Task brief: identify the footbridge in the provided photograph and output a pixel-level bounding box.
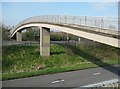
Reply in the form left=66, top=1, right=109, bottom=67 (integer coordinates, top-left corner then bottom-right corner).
left=10, top=15, right=120, bottom=56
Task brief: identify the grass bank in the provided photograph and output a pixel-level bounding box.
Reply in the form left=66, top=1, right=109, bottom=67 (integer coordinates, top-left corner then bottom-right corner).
left=2, top=43, right=119, bottom=80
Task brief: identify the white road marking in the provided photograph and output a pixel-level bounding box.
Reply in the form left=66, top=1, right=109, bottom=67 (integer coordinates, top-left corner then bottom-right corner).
left=93, top=72, right=101, bottom=76
left=52, top=79, right=65, bottom=84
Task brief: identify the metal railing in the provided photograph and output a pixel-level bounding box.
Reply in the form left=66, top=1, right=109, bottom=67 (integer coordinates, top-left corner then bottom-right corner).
left=73, top=79, right=119, bottom=89
left=82, top=79, right=119, bottom=89
left=11, top=15, right=119, bottom=36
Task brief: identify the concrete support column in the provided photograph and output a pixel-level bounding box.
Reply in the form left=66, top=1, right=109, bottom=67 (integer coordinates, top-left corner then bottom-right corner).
left=16, top=31, right=22, bottom=41
left=78, top=37, right=81, bottom=43
left=40, top=27, right=50, bottom=56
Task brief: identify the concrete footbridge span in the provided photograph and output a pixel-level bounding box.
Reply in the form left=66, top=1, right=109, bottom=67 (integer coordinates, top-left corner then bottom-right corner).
left=10, top=15, right=120, bottom=56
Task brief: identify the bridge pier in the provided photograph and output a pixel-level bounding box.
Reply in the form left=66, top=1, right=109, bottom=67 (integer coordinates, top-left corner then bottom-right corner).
left=40, top=27, right=50, bottom=56
left=16, top=31, right=22, bottom=41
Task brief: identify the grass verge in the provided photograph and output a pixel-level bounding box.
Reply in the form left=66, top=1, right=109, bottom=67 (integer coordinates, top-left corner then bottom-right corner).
left=2, top=43, right=119, bottom=80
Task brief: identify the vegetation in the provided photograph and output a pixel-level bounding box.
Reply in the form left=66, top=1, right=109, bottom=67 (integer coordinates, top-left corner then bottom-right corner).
left=22, top=27, right=40, bottom=41
left=50, top=31, right=78, bottom=41
left=2, top=43, right=119, bottom=80
left=2, top=24, right=12, bottom=41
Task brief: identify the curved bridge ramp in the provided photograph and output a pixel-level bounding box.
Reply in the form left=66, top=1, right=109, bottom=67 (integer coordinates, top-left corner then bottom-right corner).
left=10, top=15, right=120, bottom=56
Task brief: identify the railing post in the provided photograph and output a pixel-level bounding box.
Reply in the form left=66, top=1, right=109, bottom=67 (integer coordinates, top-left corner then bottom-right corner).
left=85, top=16, right=87, bottom=27
left=79, top=17, right=81, bottom=26
left=101, top=17, right=104, bottom=29
left=57, top=15, right=59, bottom=23
left=74, top=16, right=75, bottom=25
left=51, top=15, right=53, bottom=22
left=65, top=16, right=67, bottom=24
left=95, top=20, right=97, bottom=28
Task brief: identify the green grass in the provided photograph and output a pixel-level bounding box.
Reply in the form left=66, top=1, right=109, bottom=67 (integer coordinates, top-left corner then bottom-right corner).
left=2, top=43, right=119, bottom=80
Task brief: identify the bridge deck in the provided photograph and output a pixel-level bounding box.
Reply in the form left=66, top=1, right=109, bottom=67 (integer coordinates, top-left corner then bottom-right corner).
left=10, top=15, right=119, bottom=48
left=11, top=15, right=119, bottom=37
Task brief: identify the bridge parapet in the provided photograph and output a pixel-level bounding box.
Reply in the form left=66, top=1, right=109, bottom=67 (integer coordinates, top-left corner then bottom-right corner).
left=11, top=15, right=119, bottom=36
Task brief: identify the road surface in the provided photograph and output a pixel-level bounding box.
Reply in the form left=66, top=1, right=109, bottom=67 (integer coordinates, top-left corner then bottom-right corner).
left=2, top=65, right=119, bottom=87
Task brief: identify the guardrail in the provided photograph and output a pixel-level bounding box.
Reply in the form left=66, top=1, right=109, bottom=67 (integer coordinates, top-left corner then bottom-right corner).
left=74, top=79, right=119, bottom=89
left=2, top=40, right=100, bottom=46
left=11, top=15, right=119, bottom=36
left=2, top=41, right=39, bottom=46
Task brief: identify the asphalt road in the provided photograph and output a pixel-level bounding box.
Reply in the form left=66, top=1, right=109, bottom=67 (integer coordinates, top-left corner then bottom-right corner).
left=2, top=65, right=119, bottom=87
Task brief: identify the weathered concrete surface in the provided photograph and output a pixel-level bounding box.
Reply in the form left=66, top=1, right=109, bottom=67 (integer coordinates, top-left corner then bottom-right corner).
left=40, top=27, right=50, bottom=56
left=16, top=31, right=22, bottom=41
